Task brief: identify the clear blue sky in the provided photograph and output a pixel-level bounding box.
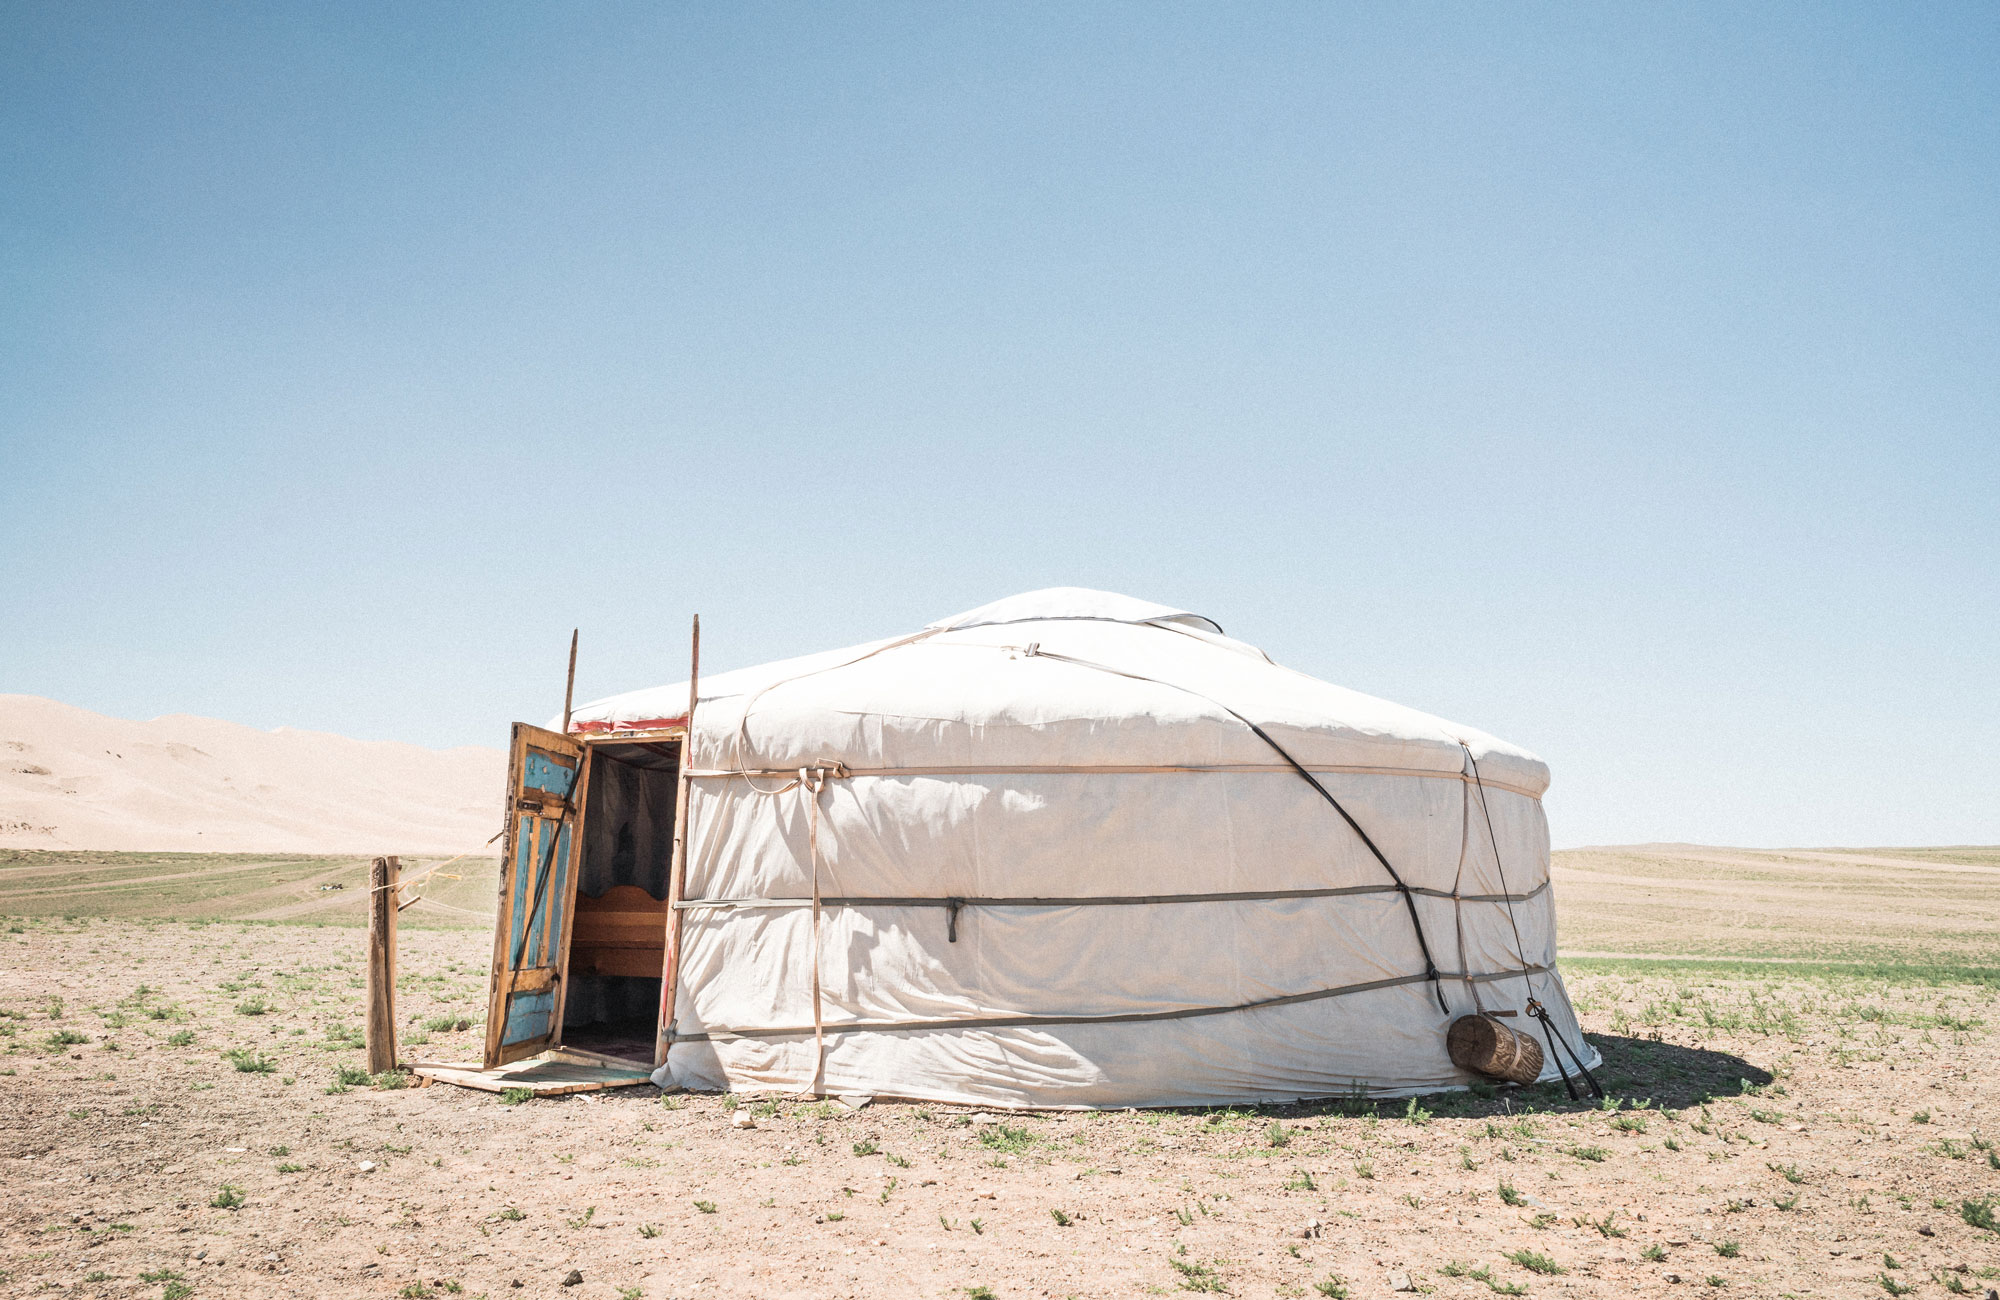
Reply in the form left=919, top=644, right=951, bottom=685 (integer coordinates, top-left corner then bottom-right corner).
left=3, top=3, right=1995, bottom=848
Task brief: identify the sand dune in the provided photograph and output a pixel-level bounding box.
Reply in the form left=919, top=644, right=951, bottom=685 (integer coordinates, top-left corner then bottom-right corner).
left=0, top=694, right=505, bottom=854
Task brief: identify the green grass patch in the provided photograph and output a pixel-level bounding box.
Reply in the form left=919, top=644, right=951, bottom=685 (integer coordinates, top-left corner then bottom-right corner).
left=1505, top=1250, right=1566, bottom=1276
left=977, top=1123, right=1037, bottom=1154
left=1561, top=956, right=2000, bottom=989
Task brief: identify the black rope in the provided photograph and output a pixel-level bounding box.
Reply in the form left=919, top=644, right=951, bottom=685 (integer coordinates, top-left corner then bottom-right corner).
left=1528, top=997, right=1603, bottom=1101
left=1461, top=744, right=1534, bottom=985
left=1462, top=742, right=1602, bottom=1101
left=672, top=965, right=1554, bottom=1043
left=675, top=880, right=1552, bottom=911
left=1024, top=645, right=1452, bottom=1015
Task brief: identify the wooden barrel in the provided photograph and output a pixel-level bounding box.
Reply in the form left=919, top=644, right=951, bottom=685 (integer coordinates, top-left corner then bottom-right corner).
left=1446, top=1014, right=1543, bottom=1085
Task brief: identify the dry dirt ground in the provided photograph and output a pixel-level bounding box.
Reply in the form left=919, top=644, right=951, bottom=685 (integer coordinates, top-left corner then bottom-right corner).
left=2, top=920, right=1998, bottom=1300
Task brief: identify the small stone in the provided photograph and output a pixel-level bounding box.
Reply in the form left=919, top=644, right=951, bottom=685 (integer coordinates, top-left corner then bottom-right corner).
left=1918, top=1225, right=1935, bottom=1237
left=358, top=1161, right=378, bottom=1173
left=1390, top=1272, right=1416, bottom=1292
left=561, top=1269, right=583, bottom=1287
left=730, top=1109, right=756, bottom=1130
left=1665, top=1274, right=1682, bottom=1284
left=837, top=1093, right=873, bottom=1111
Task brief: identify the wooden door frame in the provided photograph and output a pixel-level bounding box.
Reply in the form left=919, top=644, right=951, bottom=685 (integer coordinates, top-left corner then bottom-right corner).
left=561, top=723, right=691, bottom=1068
left=659, top=617, right=700, bottom=1067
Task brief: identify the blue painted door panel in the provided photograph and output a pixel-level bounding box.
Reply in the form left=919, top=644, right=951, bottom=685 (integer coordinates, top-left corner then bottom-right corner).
left=485, top=723, right=585, bottom=1068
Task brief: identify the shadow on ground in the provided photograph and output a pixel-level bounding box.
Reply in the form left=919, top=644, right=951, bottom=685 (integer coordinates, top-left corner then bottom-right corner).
left=1131, top=1032, right=1776, bottom=1123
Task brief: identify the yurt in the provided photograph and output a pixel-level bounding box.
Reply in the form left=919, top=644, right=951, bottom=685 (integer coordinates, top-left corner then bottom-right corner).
left=479, top=588, right=1598, bottom=1108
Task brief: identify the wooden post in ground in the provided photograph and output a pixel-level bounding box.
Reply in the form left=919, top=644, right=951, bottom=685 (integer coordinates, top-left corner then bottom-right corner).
left=366, top=855, right=400, bottom=1075
left=656, top=614, right=700, bottom=1068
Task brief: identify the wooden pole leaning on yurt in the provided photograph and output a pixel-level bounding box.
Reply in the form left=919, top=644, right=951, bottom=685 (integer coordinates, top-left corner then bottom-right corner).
left=656, top=614, right=700, bottom=1068
left=365, top=855, right=400, bottom=1075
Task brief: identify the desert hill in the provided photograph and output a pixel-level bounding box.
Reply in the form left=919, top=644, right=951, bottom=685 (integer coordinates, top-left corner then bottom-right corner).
left=0, top=694, right=504, bottom=854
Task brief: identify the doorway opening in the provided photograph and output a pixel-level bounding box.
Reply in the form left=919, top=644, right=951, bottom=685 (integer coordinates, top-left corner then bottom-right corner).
left=561, top=738, right=679, bottom=1063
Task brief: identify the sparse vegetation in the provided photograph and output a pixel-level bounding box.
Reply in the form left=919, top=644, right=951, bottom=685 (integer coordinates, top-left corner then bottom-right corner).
left=977, top=1124, right=1036, bottom=1154
left=1168, top=1255, right=1227, bottom=1293
left=0, top=845, right=1992, bottom=1299
left=1505, top=1250, right=1566, bottom=1276
left=224, top=1047, right=277, bottom=1073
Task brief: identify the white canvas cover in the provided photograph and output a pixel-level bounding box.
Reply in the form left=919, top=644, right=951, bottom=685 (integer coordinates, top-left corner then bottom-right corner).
left=566, top=588, right=1599, bottom=1108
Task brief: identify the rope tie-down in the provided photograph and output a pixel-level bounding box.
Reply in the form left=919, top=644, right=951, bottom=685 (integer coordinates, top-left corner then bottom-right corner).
left=1016, top=643, right=1453, bottom=1016
left=1528, top=997, right=1604, bottom=1101
left=1460, top=742, right=1602, bottom=1099
left=795, top=763, right=845, bottom=1099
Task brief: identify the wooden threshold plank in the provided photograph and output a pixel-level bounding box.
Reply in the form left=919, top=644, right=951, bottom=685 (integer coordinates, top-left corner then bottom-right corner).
left=411, top=1055, right=653, bottom=1096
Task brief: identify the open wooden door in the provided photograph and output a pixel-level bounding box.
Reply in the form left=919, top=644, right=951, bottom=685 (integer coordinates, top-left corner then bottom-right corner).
left=485, top=723, right=589, bottom=1068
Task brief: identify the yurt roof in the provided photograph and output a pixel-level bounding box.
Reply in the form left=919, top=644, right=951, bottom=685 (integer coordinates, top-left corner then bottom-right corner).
left=563, top=588, right=1549, bottom=798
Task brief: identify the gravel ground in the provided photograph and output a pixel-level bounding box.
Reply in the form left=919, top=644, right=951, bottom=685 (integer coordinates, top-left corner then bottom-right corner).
left=2, top=917, right=1997, bottom=1300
